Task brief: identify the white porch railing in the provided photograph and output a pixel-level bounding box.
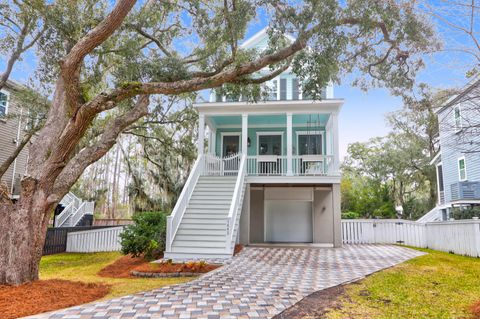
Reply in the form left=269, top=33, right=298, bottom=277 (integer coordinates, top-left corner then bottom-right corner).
left=66, top=227, right=124, bottom=252
left=225, top=153, right=247, bottom=252
left=166, top=155, right=204, bottom=252
left=246, top=155, right=336, bottom=176
left=203, top=153, right=241, bottom=176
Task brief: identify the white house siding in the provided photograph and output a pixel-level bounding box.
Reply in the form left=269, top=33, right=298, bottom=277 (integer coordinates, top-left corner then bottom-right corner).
left=438, top=100, right=480, bottom=203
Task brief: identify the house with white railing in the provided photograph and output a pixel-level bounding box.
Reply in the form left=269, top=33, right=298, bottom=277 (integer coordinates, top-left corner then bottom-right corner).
left=164, top=29, right=343, bottom=259
left=422, top=77, right=480, bottom=222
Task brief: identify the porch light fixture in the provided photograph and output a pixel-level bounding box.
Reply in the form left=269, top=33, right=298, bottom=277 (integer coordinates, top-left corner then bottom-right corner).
left=247, top=137, right=251, bottom=147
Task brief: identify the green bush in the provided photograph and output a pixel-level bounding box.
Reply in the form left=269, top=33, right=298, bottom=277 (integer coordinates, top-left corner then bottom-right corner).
left=451, top=206, right=480, bottom=220
left=342, top=211, right=360, bottom=219
left=119, top=211, right=166, bottom=260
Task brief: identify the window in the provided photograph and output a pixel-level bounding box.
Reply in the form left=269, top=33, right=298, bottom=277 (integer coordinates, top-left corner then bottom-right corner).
left=280, top=78, right=287, bottom=100
left=268, top=80, right=278, bottom=101
left=0, top=91, right=8, bottom=116
left=458, top=157, right=467, bottom=181
left=258, top=134, right=282, bottom=155
left=454, top=106, right=462, bottom=132
left=298, top=133, right=323, bottom=155
left=292, top=78, right=300, bottom=100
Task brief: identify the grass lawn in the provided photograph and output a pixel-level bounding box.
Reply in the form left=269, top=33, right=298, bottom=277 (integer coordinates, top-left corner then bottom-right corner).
left=40, top=252, right=192, bottom=299
left=325, top=247, right=480, bottom=319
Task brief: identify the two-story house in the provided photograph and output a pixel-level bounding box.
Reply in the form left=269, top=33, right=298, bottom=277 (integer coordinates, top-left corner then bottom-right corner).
left=423, top=77, right=480, bottom=222
left=164, top=29, right=343, bottom=259
left=0, top=79, right=31, bottom=198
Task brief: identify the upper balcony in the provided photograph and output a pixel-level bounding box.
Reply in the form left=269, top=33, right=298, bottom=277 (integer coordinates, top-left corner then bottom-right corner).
left=194, top=99, right=343, bottom=183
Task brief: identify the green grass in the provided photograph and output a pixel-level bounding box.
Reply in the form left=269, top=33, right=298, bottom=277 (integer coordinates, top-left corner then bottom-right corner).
left=326, top=248, right=480, bottom=319
left=40, top=252, right=192, bottom=299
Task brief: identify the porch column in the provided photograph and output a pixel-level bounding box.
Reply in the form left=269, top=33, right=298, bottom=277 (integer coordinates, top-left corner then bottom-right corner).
left=286, top=112, right=293, bottom=175
left=198, top=113, right=205, bottom=155
left=211, top=128, right=216, bottom=155
left=242, top=113, right=248, bottom=155
left=332, top=112, right=339, bottom=174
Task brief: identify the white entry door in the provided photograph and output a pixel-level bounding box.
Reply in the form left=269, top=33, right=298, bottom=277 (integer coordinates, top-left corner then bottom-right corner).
left=265, top=200, right=313, bottom=243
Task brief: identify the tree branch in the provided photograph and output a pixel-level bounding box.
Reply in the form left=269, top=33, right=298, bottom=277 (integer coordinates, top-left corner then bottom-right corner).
left=50, top=95, right=149, bottom=201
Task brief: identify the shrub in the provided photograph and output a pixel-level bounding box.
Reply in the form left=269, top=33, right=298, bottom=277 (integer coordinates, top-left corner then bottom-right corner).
left=342, top=211, right=360, bottom=219
left=451, top=206, right=480, bottom=220
left=119, top=211, right=166, bottom=260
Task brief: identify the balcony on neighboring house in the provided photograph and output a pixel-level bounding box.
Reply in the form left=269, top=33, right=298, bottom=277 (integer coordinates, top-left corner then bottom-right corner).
left=450, top=181, right=480, bottom=201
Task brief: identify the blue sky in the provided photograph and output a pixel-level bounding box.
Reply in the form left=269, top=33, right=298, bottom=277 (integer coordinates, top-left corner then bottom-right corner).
left=1, top=1, right=478, bottom=159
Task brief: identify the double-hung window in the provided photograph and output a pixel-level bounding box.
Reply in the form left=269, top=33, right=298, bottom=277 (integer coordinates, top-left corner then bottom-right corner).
left=0, top=90, right=9, bottom=117
left=458, top=157, right=467, bottom=181
left=454, top=106, right=462, bottom=132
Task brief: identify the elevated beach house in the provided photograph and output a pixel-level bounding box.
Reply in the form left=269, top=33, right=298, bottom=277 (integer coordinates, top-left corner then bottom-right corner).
left=164, top=29, right=343, bottom=259
left=421, top=77, right=480, bottom=222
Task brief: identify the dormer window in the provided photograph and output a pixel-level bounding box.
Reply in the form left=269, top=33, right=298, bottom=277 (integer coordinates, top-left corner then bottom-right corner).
left=268, top=80, right=278, bottom=101
left=454, top=106, right=462, bottom=132
left=0, top=90, right=9, bottom=117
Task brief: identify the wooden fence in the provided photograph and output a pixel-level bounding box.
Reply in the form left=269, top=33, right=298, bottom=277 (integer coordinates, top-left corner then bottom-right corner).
left=43, top=226, right=114, bottom=255
left=342, top=219, right=480, bottom=257
left=66, top=226, right=124, bottom=253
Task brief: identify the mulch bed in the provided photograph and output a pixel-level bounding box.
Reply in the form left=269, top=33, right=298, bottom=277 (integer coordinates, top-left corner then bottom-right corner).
left=0, top=279, right=109, bottom=319
left=97, top=254, right=150, bottom=278
left=273, top=284, right=346, bottom=319
left=470, top=300, right=480, bottom=319
left=98, top=255, right=220, bottom=279
left=234, top=244, right=243, bottom=255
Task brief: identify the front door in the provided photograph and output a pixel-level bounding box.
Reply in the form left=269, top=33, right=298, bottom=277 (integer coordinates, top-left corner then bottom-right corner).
left=222, top=134, right=240, bottom=157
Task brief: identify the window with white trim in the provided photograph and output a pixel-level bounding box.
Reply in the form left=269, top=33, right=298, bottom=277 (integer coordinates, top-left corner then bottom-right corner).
left=454, top=106, right=462, bottom=132
left=458, top=157, right=467, bottom=181
left=0, top=91, right=8, bottom=116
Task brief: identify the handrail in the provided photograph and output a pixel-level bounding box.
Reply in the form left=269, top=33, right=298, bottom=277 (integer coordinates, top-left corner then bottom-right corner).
left=225, top=153, right=247, bottom=252
left=55, top=201, right=74, bottom=227
left=166, top=154, right=204, bottom=252
left=70, top=202, right=87, bottom=227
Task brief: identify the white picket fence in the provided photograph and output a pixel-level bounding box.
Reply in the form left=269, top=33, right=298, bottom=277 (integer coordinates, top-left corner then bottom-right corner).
left=66, top=226, right=124, bottom=253
left=342, top=219, right=480, bottom=258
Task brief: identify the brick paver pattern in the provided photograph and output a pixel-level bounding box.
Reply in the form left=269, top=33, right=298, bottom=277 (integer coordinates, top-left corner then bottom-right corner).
left=28, top=245, right=424, bottom=319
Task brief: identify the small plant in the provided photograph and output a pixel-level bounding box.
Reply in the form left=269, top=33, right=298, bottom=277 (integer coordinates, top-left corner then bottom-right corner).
left=342, top=211, right=360, bottom=219
left=119, top=211, right=166, bottom=260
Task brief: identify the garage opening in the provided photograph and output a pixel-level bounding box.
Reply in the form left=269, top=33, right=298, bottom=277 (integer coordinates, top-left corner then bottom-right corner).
left=265, top=200, right=313, bottom=243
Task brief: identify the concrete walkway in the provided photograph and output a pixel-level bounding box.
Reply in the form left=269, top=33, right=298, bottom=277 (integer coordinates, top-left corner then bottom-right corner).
left=29, top=245, right=424, bottom=319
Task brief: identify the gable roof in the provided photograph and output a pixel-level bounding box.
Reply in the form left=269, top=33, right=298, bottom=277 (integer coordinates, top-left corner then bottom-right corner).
left=436, top=75, right=480, bottom=114
left=240, top=27, right=296, bottom=50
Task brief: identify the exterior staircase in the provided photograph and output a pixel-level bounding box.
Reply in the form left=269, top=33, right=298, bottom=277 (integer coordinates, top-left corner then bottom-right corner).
left=54, top=192, right=95, bottom=227
left=165, top=153, right=247, bottom=260
left=417, top=206, right=444, bottom=223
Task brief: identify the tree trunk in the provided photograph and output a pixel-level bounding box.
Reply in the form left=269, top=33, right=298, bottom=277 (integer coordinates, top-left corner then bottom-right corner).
left=0, top=178, right=54, bottom=285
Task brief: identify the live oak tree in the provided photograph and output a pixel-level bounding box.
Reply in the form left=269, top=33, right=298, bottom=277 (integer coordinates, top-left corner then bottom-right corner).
left=0, top=0, right=439, bottom=285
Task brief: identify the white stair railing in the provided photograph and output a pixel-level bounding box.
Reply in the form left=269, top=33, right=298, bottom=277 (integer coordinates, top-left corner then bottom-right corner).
left=166, top=155, right=204, bottom=252
left=418, top=206, right=442, bottom=223
left=55, top=201, right=75, bottom=227
left=225, top=153, right=247, bottom=253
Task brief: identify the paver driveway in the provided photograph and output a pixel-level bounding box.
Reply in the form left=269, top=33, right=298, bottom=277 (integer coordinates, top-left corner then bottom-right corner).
left=29, top=245, right=424, bottom=319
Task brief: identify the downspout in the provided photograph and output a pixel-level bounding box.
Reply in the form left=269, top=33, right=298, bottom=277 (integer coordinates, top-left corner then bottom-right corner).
left=11, top=106, right=23, bottom=194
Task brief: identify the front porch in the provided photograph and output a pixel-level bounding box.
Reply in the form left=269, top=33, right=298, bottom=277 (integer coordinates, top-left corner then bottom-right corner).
left=196, top=100, right=343, bottom=181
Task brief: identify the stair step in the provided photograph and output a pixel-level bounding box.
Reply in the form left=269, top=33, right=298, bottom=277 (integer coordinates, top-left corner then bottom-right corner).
left=199, top=176, right=237, bottom=181
left=173, top=240, right=226, bottom=248
left=185, top=209, right=229, bottom=214
left=188, top=205, right=230, bottom=211
left=180, top=223, right=226, bottom=230
left=177, top=229, right=227, bottom=236
left=184, top=213, right=228, bottom=219
left=189, top=200, right=232, bottom=205
left=182, top=218, right=227, bottom=224
left=169, top=247, right=228, bottom=254
left=194, top=187, right=235, bottom=192
left=190, top=195, right=233, bottom=200
left=175, top=234, right=226, bottom=242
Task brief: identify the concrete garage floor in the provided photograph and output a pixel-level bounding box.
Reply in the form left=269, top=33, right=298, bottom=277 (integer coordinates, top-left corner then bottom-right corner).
left=28, top=245, right=424, bottom=319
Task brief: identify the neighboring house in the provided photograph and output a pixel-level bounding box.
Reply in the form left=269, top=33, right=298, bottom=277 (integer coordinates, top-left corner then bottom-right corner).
left=422, top=77, right=480, bottom=222
left=164, top=29, right=343, bottom=259
left=0, top=79, right=31, bottom=197
left=0, top=78, right=95, bottom=226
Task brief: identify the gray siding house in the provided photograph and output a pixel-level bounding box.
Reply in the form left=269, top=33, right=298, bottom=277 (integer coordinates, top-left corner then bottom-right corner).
left=423, top=78, right=480, bottom=222
left=0, top=80, right=30, bottom=197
